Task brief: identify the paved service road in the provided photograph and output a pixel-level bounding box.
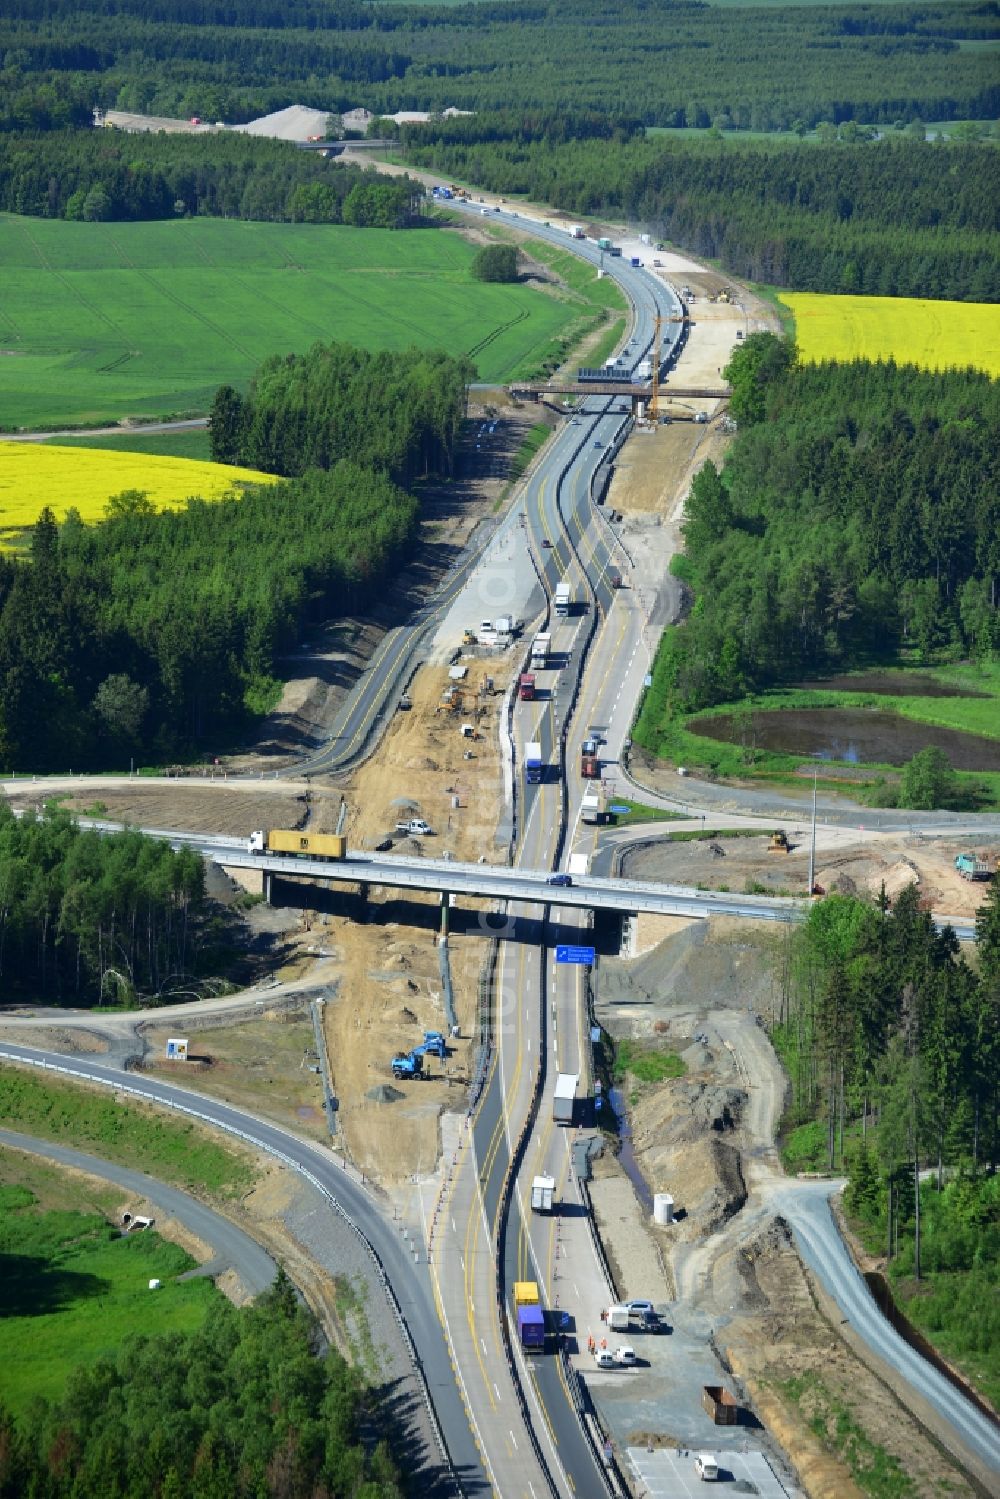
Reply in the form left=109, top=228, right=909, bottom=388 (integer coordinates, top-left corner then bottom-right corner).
left=0, top=1127, right=277, bottom=1296
left=0, top=1045, right=487, bottom=1499
left=772, top=1180, right=1000, bottom=1487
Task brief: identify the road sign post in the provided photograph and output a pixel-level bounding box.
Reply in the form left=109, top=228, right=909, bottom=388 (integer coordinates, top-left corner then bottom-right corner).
left=555, top=945, right=596, bottom=966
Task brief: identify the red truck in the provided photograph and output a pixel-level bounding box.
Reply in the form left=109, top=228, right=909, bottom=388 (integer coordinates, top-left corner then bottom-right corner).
left=581, top=738, right=600, bottom=778
left=519, top=673, right=536, bottom=701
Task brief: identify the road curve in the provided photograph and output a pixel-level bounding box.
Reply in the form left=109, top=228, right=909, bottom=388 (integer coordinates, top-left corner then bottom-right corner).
left=772, top=1180, right=1000, bottom=1486
left=0, top=1126, right=277, bottom=1296
left=0, top=1044, right=487, bottom=1499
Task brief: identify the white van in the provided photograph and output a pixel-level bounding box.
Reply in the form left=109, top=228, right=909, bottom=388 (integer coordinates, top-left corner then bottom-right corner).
left=606, top=1305, right=631, bottom=1331
left=593, top=1349, right=615, bottom=1369
left=694, top=1454, right=719, bottom=1481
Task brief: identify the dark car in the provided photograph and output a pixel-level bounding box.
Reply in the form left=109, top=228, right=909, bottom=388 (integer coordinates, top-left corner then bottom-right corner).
left=542, top=538, right=553, bottom=548
left=593, top=439, right=603, bottom=448
left=547, top=873, right=573, bottom=887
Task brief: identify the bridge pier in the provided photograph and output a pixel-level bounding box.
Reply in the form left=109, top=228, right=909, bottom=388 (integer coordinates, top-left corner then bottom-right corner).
left=440, top=891, right=451, bottom=936
left=263, top=870, right=272, bottom=906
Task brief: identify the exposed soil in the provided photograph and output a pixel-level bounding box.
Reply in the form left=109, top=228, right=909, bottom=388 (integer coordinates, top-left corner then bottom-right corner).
left=140, top=1013, right=330, bottom=1141
left=621, top=828, right=999, bottom=917
left=316, top=660, right=509, bottom=1182
left=8, top=786, right=315, bottom=839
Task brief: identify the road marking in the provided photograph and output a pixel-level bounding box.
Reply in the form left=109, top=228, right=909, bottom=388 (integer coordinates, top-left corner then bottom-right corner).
left=509, top=1428, right=518, bottom=1450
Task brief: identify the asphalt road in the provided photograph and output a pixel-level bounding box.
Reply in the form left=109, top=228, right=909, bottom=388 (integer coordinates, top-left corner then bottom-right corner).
left=771, top=1180, right=1000, bottom=1486
left=0, top=1127, right=277, bottom=1295
left=0, top=1044, right=487, bottom=1499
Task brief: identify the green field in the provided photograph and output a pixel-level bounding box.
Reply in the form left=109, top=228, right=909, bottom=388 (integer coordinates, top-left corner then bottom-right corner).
left=0, top=1150, right=220, bottom=1414
left=0, top=1068, right=255, bottom=1197
left=0, top=215, right=581, bottom=429
left=44, top=428, right=212, bottom=460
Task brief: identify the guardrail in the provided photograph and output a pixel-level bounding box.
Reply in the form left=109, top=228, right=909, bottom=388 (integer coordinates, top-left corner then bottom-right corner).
left=0, top=1048, right=464, bottom=1497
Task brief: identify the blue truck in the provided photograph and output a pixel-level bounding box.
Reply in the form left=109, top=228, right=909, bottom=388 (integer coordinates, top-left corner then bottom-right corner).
left=525, top=741, right=543, bottom=783
left=517, top=1305, right=545, bottom=1350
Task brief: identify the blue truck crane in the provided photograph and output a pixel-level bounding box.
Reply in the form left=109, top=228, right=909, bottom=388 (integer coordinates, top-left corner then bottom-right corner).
left=391, top=1032, right=449, bottom=1079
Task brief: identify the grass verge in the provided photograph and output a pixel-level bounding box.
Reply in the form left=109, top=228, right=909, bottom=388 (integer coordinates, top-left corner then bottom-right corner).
left=612, top=1038, right=686, bottom=1086
left=0, top=1067, right=256, bottom=1197
left=0, top=1151, right=219, bottom=1415
left=777, top=1371, right=916, bottom=1497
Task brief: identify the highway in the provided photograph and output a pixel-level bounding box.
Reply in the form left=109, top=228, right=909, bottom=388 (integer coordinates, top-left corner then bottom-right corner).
left=3, top=196, right=994, bottom=1496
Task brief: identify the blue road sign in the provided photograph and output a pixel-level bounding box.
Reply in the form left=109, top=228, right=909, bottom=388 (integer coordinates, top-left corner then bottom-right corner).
left=610, top=804, right=631, bottom=814
left=556, top=945, right=596, bottom=965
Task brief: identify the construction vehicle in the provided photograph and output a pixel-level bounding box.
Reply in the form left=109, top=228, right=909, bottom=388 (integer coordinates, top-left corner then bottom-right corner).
left=391, top=1051, right=424, bottom=1080
left=768, top=831, right=790, bottom=854
left=581, top=738, right=600, bottom=778
left=554, top=581, right=571, bottom=617
left=462, top=628, right=477, bottom=645
left=531, top=1175, right=555, bottom=1212
left=581, top=785, right=603, bottom=824
left=598, top=236, right=612, bottom=250
left=553, top=1072, right=577, bottom=1124
left=955, top=853, right=993, bottom=880
left=530, top=632, right=550, bottom=669
left=525, top=741, right=543, bottom=783
left=249, top=830, right=346, bottom=860
left=519, top=673, right=536, bottom=701
left=391, top=1031, right=448, bottom=1080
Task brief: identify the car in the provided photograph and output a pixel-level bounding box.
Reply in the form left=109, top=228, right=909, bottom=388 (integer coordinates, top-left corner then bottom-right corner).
left=625, top=1299, right=654, bottom=1316
left=613, top=1346, right=636, bottom=1365
left=571, top=418, right=580, bottom=425
left=694, top=411, right=708, bottom=423
left=694, top=1454, right=719, bottom=1482
left=592, top=1349, right=615, bottom=1369
left=547, top=873, right=572, bottom=887
left=541, top=538, right=553, bottom=548
left=593, top=439, right=603, bottom=449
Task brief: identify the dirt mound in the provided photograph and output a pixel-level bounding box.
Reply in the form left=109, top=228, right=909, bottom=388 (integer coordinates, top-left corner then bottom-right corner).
left=666, top=1136, right=746, bottom=1233
left=366, top=1084, right=405, bottom=1104
left=633, top=1080, right=744, bottom=1151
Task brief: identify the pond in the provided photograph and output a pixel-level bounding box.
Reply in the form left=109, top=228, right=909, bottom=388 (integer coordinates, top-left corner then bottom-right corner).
left=794, top=671, right=989, bottom=700
left=688, top=708, right=1000, bottom=771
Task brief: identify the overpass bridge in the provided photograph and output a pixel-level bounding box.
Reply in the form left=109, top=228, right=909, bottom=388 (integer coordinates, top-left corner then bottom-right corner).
left=508, top=380, right=729, bottom=402
left=216, top=843, right=806, bottom=923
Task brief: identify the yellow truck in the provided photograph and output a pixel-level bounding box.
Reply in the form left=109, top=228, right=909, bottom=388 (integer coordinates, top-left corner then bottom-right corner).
left=248, top=830, right=346, bottom=861
left=513, top=1281, right=540, bottom=1308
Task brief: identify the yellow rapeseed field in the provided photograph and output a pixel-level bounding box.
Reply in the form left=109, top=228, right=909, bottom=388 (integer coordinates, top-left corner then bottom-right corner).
left=782, top=293, right=1000, bottom=379
left=0, top=444, right=277, bottom=549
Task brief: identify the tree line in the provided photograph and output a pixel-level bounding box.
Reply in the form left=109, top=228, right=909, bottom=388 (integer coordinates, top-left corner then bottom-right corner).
left=772, top=880, right=1000, bottom=1390
left=0, top=129, right=421, bottom=224
left=210, top=341, right=475, bottom=487
left=635, top=337, right=1000, bottom=750
left=1, top=0, right=996, bottom=133
left=0, top=1268, right=404, bottom=1498
left=400, top=128, right=1000, bottom=303
left=0, top=466, right=417, bottom=771
left=0, top=804, right=206, bottom=1005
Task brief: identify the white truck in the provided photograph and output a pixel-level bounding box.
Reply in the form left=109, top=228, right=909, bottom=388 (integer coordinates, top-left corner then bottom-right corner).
left=554, top=582, right=571, bottom=617
left=581, top=785, right=603, bottom=824
left=553, top=1072, right=578, bottom=1125
left=395, top=818, right=431, bottom=836
left=530, top=632, right=550, bottom=669
left=569, top=224, right=585, bottom=238
left=531, top=1174, right=555, bottom=1212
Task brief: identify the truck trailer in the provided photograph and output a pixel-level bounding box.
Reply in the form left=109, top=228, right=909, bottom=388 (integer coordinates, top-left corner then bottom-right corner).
left=530, top=632, right=550, bottom=669
left=249, top=830, right=346, bottom=860
left=525, top=742, right=544, bottom=783
left=531, top=1174, right=555, bottom=1212
left=581, top=785, right=604, bottom=824
left=517, top=1304, right=546, bottom=1350
left=554, top=582, right=571, bottom=617
left=569, top=225, right=585, bottom=239
left=553, top=1072, right=578, bottom=1125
